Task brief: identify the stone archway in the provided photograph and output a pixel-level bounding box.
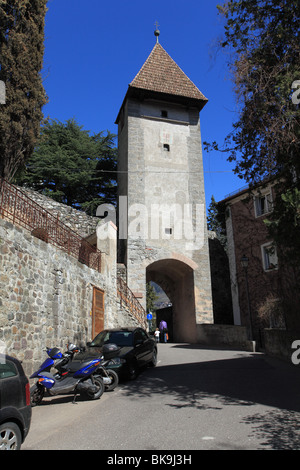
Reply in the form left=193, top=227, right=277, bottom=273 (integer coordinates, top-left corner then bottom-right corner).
left=146, top=258, right=197, bottom=343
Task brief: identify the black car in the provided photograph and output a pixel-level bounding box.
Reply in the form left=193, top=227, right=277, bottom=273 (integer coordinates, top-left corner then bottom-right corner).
left=0, top=354, right=32, bottom=450
left=84, top=327, right=158, bottom=380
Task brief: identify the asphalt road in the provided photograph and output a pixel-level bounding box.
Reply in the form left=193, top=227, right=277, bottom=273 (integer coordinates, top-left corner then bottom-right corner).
left=22, top=343, right=300, bottom=451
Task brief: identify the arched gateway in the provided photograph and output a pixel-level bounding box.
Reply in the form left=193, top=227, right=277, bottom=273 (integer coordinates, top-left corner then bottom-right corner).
left=116, top=31, right=213, bottom=342
left=146, top=257, right=197, bottom=343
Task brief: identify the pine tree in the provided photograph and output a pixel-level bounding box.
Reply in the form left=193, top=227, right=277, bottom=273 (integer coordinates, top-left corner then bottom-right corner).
left=0, top=0, right=47, bottom=180
left=207, top=195, right=227, bottom=250
left=17, top=118, right=117, bottom=214
left=146, top=282, right=158, bottom=331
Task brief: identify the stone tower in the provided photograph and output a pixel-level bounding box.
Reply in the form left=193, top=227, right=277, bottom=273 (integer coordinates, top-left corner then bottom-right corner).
left=116, top=34, right=213, bottom=342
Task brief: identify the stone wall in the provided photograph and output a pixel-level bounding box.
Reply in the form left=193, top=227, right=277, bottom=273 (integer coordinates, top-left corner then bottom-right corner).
left=16, top=186, right=99, bottom=238
left=197, top=324, right=254, bottom=351
left=0, top=217, right=140, bottom=376
left=263, top=329, right=300, bottom=362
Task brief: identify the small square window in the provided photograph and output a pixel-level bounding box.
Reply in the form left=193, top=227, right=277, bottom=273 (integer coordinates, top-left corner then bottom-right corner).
left=161, top=110, right=168, bottom=118
left=165, top=228, right=172, bottom=235
left=163, top=144, right=170, bottom=152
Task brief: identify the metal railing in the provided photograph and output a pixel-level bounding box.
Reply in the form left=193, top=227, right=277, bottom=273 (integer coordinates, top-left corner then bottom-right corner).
left=117, top=276, right=147, bottom=329
left=0, top=178, right=101, bottom=272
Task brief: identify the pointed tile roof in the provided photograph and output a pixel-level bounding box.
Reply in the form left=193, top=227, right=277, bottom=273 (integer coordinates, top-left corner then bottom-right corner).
left=116, top=42, right=207, bottom=124
left=130, top=43, right=207, bottom=103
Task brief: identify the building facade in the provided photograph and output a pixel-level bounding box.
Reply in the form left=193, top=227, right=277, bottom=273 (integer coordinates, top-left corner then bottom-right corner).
left=223, top=181, right=299, bottom=350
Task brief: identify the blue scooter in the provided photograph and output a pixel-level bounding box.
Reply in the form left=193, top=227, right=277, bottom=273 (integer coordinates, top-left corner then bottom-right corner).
left=44, top=344, right=119, bottom=392
left=30, top=347, right=104, bottom=406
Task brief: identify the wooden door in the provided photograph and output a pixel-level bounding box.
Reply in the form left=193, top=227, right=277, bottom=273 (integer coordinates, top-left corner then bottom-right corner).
left=92, top=287, right=104, bottom=337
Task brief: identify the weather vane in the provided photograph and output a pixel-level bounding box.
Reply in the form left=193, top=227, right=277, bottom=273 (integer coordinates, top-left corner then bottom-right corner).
left=154, top=21, right=160, bottom=43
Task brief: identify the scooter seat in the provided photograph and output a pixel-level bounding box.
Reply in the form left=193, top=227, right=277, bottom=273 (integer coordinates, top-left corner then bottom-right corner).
left=67, top=360, right=94, bottom=372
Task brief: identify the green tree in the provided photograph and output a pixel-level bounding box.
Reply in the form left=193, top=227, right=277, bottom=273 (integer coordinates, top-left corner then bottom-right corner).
left=265, top=187, right=300, bottom=266
left=0, top=0, right=48, bottom=180
left=17, top=118, right=117, bottom=214
left=146, top=282, right=158, bottom=313
left=214, top=0, right=299, bottom=184
left=146, top=282, right=158, bottom=331
left=207, top=1, right=300, bottom=261
left=207, top=195, right=227, bottom=250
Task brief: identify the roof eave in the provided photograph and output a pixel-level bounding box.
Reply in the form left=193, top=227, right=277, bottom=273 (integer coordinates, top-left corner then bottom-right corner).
left=115, top=85, right=208, bottom=124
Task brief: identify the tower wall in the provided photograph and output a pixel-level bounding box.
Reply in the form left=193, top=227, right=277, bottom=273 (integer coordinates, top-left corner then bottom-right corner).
left=118, top=96, right=213, bottom=332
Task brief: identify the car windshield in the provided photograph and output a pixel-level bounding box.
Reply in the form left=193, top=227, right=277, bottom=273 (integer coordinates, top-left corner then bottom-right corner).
left=90, top=331, right=134, bottom=347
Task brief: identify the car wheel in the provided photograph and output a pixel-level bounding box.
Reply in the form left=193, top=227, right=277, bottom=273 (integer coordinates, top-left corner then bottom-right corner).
left=128, top=360, right=139, bottom=380
left=0, top=422, right=22, bottom=450
left=149, top=348, right=157, bottom=367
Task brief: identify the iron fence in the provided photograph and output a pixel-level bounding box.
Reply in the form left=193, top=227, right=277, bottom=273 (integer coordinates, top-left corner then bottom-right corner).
left=0, top=178, right=101, bottom=272
left=117, top=276, right=147, bottom=329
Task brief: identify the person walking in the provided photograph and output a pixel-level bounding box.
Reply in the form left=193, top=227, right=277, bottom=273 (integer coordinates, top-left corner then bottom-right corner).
left=154, top=328, right=160, bottom=343
left=159, top=320, right=168, bottom=343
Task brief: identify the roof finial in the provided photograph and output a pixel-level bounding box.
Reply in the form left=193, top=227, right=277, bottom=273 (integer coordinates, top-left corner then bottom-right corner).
left=154, top=21, right=160, bottom=43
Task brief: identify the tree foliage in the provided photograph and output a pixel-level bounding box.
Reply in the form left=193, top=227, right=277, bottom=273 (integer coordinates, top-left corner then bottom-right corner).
left=0, top=0, right=48, bottom=180
left=210, top=0, right=300, bottom=261
left=207, top=195, right=227, bottom=250
left=215, top=0, right=299, bottom=183
left=265, top=186, right=300, bottom=265
left=16, top=118, right=117, bottom=215
left=146, top=282, right=158, bottom=313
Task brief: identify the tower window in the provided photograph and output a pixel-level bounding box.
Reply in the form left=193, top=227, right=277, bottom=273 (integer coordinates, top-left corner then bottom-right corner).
left=165, top=228, right=172, bottom=235
left=161, top=110, right=168, bottom=118
left=163, top=143, right=170, bottom=152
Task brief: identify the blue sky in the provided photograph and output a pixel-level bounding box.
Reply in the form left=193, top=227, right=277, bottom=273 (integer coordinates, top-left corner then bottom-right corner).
left=42, top=0, right=245, bottom=209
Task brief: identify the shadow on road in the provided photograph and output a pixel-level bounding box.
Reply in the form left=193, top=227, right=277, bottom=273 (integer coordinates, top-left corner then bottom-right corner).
left=121, top=346, right=300, bottom=450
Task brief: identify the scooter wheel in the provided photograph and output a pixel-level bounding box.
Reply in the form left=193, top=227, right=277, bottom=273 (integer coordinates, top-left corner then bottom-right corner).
left=84, top=376, right=104, bottom=400
left=30, top=383, right=45, bottom=407
left=104, top=369, right=119, bottom=392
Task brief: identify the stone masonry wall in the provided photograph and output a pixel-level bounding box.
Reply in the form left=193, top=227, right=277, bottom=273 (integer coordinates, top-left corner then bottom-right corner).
left=0, top=218, right=140, bottom=376
left=17, top=186, right=99, bottom=238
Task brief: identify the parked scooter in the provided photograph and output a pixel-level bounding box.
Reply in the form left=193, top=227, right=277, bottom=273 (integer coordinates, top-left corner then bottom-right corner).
left=50, top=344, right=81, bottom=378
left=54, top=343, right=119, bottom=392
left=97, top=344, right=120, bottom=392
left=30, top=348, right=105, bottom=406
